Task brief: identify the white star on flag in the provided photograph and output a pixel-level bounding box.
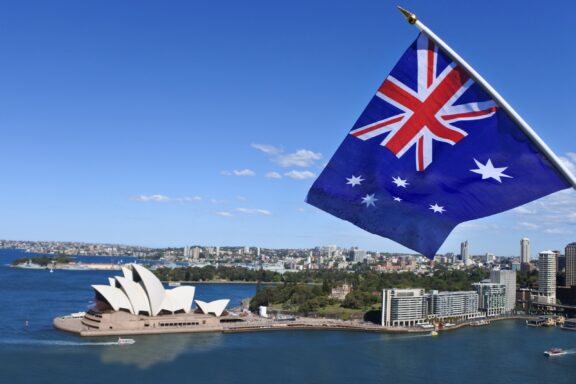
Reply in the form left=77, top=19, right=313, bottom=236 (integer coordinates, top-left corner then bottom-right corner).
left=392, top=176, right=409, bottom=188
left=393, top=196, right=402, bottom=202
left=346, top=175, right=364, bottom=187
left=470, top=158, right=512, bottom=183
left=361, top=194, right=378, bottom=207
left=429, top=203, right=445, bottom=213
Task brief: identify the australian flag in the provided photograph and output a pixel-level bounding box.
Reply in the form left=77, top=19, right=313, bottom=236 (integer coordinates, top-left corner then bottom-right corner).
left=306, top=33, right=572, bottom=258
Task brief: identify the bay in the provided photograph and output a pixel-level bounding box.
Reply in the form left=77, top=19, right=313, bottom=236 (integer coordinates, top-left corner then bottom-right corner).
left=1, top=249, right=574, bottom=384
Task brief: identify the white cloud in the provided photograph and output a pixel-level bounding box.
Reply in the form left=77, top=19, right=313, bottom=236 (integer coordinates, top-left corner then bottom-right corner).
left=251, top=143, right=281, bottom=155
left=221, top=169, right=256, bottom=177
left=216, top=211, right=233, bottom=217
left=235, top=208, right=272, bottom=215
left=252, top=144, right=322, bottom=168
left=265, top=171, right=282, bottom=179
left=277, top=149, right=322, bottom=168
left=512, top=206, right=535, bottom=215
left=130, top=194, right=203, bottom=203
left=176, top=196, right=202, bottom=202
left=516, top=222, right=540, bottom=230
left=544, top=228, right=572, bottom=235
left=284, top=170, right=316, bottom=180
left=130, top=194, right=170, bottom=202
left=559, top=153, right=576, bottom=178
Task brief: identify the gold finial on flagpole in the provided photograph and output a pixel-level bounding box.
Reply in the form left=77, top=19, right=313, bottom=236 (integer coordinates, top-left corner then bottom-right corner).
left=397, top=6, right=417, bottom=25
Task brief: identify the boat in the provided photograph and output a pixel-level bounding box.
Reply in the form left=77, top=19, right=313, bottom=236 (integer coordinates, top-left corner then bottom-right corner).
left=168, top=281, right=181, bottom=287
left=560, top=318, right=576, bottom=331
left=117, top=337, right=135, bottom=345
left=430, top=331, right=438, bottom=336
left=544, top=348, right=566, bottom=357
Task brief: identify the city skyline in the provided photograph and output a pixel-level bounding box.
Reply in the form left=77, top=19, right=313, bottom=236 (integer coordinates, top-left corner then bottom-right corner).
left=1, top=1, right=575, bottom=256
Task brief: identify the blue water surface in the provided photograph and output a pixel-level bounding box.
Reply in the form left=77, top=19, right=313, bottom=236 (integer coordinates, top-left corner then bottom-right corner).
left=0, top=249, right=575, bottom=384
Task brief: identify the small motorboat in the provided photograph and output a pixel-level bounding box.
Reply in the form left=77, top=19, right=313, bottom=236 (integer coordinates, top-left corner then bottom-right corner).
left=117, top=337, right=135, bottom=345
left=430, top=331, right=439, bottom=336
left=544, top=348, right=566, bottom=357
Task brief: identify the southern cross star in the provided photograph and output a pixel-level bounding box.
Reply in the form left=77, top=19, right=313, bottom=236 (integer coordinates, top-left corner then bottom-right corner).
left=393, top=196, right=402, bottom=202
left=346, top=175, right=364, bottom=187
left=470, top=158, right=512, bottom=183
left=429, top=203, right=445, bottom=213
left=361, top=194, right=378, bottom=207
left=392, top=176, right=409, bottom=188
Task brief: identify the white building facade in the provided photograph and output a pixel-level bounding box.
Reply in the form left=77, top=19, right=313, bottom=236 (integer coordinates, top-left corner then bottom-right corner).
left=532, top=250, right=557, bottom=305
left=381, top=289, right=428, bottom=327
left=490, top=269, right=516, bottom=312
left=428, top=290, right=480, bottom=320
left=473, top=282, right=506, bottom=317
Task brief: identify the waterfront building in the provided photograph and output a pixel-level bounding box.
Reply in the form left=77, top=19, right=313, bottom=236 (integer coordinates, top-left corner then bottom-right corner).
left=520, top=238, right=530, bottom=271
left=533, top=250, right=557, bottom=305
left=460, top=241, right=469, bottom=264
left=381, top=288, right=428, bottom=327
left=566, top=242, right=576, bottom=287
left=54, top=264, right=233, bottom=336
left=473, top=282, right=506, bottom=317
left=490, top=269, right=516, bottom=312
left=428, top=290, right=480, bottom=320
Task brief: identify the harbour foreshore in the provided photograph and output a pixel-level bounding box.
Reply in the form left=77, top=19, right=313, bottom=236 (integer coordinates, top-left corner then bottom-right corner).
left=53, top=311, right=536, bottom=337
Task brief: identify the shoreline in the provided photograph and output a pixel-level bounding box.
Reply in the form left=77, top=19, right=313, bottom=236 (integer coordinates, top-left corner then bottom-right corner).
left=54, top=312, right=537, bottom=337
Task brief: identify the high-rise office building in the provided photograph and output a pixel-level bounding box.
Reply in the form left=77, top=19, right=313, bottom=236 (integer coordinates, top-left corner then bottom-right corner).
left=490, top=269, right=516, bottom=312
left=461, top=241, right=469, bottom=264
left=566, top=243, right=576, bottom=287
left=537, top=250, right=557, bottom=304
left=520, top=238, right=530, bottom=267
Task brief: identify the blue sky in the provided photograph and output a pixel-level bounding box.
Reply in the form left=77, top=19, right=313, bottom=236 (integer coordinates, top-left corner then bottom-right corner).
left=1, top=0, right=574, bottom=257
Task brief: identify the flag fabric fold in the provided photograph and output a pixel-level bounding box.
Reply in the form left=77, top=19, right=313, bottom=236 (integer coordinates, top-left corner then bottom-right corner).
left=306, top=32, right=572, bottom=258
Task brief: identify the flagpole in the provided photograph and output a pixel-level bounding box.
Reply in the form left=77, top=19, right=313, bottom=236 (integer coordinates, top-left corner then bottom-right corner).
left=397, top=6, right=576, bottom=190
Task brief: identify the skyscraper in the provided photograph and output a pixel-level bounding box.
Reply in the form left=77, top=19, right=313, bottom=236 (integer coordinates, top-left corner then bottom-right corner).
left=520, top=238, right=530, bottom=264
left=566, top=243, right=576, bottom=287
left=460, top=241, right=469, bottom=264
left=538, top=250, right=557, bottom=305
left=490, top=269, right=517, bottom=312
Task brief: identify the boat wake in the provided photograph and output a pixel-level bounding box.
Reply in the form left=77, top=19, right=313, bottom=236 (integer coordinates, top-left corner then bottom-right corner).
left=1, top=339, right=122, bottom=346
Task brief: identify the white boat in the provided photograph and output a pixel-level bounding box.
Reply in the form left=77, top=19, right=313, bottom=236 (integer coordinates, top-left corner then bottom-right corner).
left=117, top=337, right=135, bottom=345
left=544, top=348, right=566, bottom=357
left=168, top=281, right=181, bottom=287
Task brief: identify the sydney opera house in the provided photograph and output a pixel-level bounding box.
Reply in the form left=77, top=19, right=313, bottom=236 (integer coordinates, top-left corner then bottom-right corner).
left=53, top=264, right=240, bottom=336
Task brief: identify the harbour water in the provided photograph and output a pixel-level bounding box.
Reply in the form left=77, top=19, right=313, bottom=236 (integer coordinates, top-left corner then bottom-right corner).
left=1, top=250, right=575, bottom=384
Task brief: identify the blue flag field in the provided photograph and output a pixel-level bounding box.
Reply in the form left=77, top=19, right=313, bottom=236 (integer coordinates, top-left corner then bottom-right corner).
left=306, top=33, right=572, bottom=258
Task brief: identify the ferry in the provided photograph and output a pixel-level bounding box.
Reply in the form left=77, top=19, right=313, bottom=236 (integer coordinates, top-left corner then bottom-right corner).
left=117, top=337, right=135, bottom=345
left=544, top=348, right=566, bottom=357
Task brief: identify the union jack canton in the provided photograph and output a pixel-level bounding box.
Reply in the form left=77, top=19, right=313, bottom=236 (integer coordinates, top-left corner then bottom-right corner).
left=306, top=32, right=570, bottom=258
left=350, top=34, right=496, bottom=171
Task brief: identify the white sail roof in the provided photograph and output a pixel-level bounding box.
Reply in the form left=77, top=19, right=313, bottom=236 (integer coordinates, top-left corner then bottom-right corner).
left=195, top=299, right=229, bottom=317
left=92, top=284, right=134, bottom=313
left=132, top=264, right=166, bottom=316
left=161, top=286, right=196, bottom=314
left=91, top=264, right=215, bottom=318
left=115, top=276, right=151, bottom=315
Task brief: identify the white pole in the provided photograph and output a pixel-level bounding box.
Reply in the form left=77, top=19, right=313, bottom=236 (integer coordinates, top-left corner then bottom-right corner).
left=398, top=7, right=576, bottom=189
